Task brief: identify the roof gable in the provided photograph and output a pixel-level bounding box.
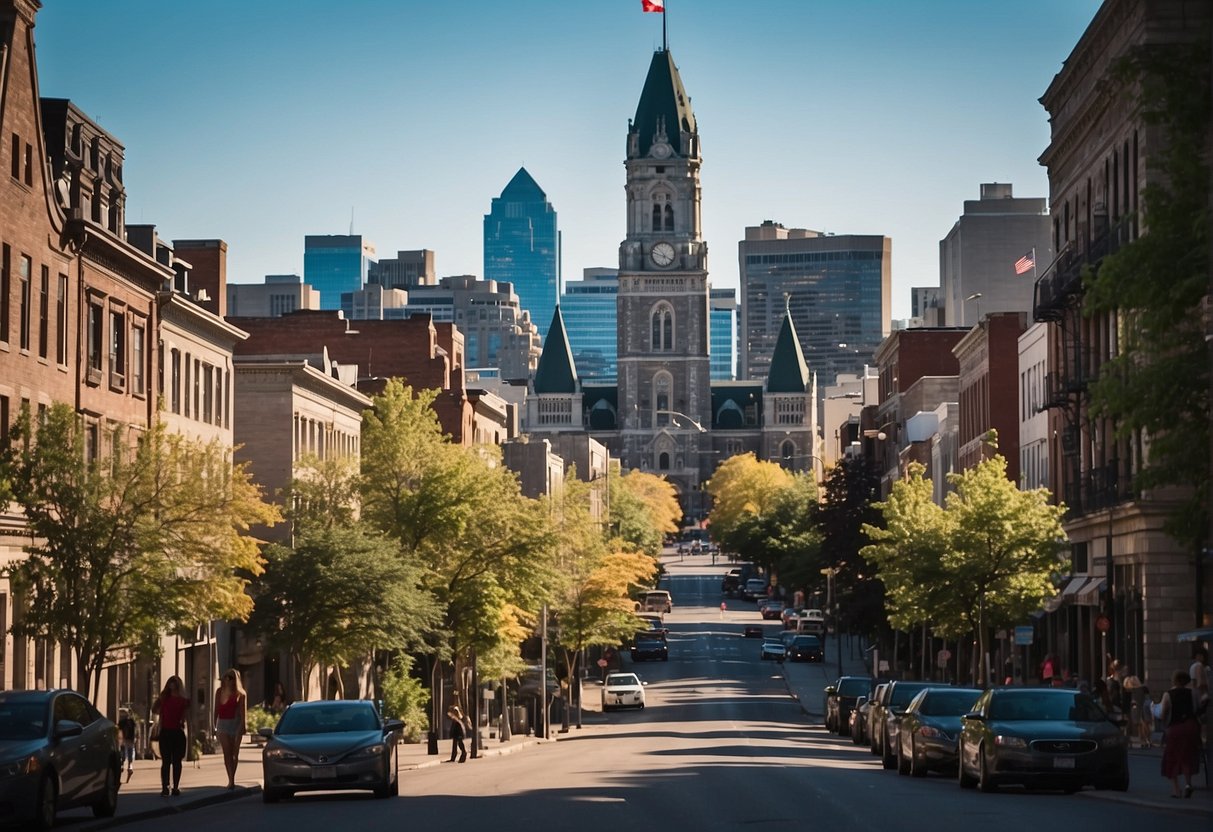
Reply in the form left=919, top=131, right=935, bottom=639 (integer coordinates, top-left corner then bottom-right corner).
left=533, top=306, right=578, bottom=394
left=766, top=313, right=809, bottom=393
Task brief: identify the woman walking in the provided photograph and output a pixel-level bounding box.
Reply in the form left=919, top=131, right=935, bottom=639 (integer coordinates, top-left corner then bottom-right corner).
left=1159, top=669, right=1200, bottom=798
left=214, top=669, right=248, bottom=789
left=447, top=705, right=467, bottom=763
left=152, top=676, right=190, bottom=796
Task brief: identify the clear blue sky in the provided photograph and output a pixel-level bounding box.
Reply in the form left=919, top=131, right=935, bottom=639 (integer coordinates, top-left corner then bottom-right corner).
left=33, top=0, right=1101, bottom=321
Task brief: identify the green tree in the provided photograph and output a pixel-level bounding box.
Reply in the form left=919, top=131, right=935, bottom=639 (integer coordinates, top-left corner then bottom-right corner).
left=705, top=453, right=792, bottom=556
left=380, top=655, right=431, bottom=743
left=250, top=525, right=441, bottom=699
left=1083, top=42, right=1211, bottom=548
left=818, top=455, right=885, bottom=636
left=0, top=405, right=280, bottom=701
left=608, top=466, right=681, bottom=557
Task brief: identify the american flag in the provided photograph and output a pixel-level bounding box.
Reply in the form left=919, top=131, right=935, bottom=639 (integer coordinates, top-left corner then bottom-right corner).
left=1014, top=249, right=1036, bottom=276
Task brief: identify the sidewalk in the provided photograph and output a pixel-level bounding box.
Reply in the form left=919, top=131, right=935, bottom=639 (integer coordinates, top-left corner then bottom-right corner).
left=780, top=654, right=1212, bottom=818
left=65, top=728, right=548, bottom=830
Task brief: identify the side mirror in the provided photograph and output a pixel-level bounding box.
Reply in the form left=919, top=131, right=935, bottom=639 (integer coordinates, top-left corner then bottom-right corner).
left=961, top=712, right=984, bottom=722
left=383, top=718, right=405, bottom=735
left=258, top=727, right=275, bottom=738
left=596, top=680, right=604, bottom=686
left=53, top=720, right=83, bottom=740
left=855, top=696, right=868, bottom=707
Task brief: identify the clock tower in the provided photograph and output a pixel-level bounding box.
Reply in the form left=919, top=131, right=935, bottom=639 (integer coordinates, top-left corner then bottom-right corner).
left=616, top=48, right=712, bottom=501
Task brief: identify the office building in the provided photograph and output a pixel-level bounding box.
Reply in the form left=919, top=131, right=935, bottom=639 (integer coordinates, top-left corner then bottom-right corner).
left=709, top=287, right=736, bottom=381
left=561, top=268, right=619, bottom=381
left=484, top=168, right=560, bottom=339
left=371, top=249, right=435, bottom=290
left=304, top=234, right=376, bottom=310
left=227, top=275, right=321, bottom=318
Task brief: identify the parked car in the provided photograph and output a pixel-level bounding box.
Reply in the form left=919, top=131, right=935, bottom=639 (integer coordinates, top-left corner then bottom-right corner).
left=849, top=695, right=872, bottom=745
left=894, top=687, right=982, bottom=776
left=630, top=635, right=669, bottom=662
left=866, top=683, right=891, bottom=755
left=640, top=590, right=673, bottom=614
left=742, top=624, right=764, bottom=638
left=743, top=578, right=769, bottom=600
left=259, top=699, right=402, bottom=803
left=758, top=599, right=786, bottom=619
left=779, top=630, right=800, bottom=650
left=795, top=609, right=826, bottom=635
left=760, top=637, right=786, bottom=661
left=824, top=676, right=873, bottom=734
left=957, top=688, right=1130, bottom=793
left=635, top=613, right=668, bottom=639
left=878, top=681, right=938, bottom=767
left=0, top=690, right=121, bottom=829
left=780, top=607, right=805, bottom=628
left=721, top=573, right=741, bottom=595
left=786, top=635, right=824, bottom=663
left=601, top=673, right=647, bottom=711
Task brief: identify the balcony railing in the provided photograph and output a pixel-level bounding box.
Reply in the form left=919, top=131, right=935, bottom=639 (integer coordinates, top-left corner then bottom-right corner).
left=1061, top=459, right=1127, bottom=518
left=1034, top=219, right=1134, bottom=322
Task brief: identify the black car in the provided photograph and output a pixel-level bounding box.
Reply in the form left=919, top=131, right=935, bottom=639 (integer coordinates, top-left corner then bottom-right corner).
left=957, top=687, right=1130, bottom=793
left=824, top=676, right=873, bottom=734
left=850, top=695, right=872, bottom=745
left=0, top=690, right=121, bottom=829
left=894, top=686, right=982, bottom=776
left=877, top=681, right=936, bottom=766
left=786, top=635, right=823, bottom=662
left=630, top=635, right=669, bottom=662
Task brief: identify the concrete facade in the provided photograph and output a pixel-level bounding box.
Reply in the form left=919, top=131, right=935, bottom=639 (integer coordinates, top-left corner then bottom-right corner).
left=227, top=274, right=321, bottom=318
left=1018, top=322, right=1050, bottom=492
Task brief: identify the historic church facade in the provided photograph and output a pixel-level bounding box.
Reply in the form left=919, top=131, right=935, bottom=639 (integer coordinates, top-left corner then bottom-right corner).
left=524, top=49, right=817, bottom=521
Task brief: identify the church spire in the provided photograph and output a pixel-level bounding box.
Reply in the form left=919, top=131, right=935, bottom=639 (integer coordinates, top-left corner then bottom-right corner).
left=629, top=49, right=697, bottom=159
left=533, top=305, right=578, bottom=394
left=766, top=311, right=810, bottom=393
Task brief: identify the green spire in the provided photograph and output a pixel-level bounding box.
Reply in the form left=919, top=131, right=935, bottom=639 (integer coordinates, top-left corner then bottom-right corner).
left=766, top=312, right=809, bottom=393
left=631, top=50, right=697, bottom=158
left=533, top=306, right=578, bottom=394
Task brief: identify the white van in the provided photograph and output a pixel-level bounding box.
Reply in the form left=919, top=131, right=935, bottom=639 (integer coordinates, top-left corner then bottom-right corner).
left=640, top=590, right=672, bottom=613
left=796, top=609, right=826, bottom=634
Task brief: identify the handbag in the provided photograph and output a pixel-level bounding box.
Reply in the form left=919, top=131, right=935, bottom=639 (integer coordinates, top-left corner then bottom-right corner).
left=149, top=717, right=161, bottom=742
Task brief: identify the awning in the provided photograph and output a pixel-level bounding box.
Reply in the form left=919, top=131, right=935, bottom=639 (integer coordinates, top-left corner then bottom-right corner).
left=1076, top=577, right=1106, bottom=607
left=1060, top=576, right=1088, bottom=598
left=1177, top=627, right=1213, bottom=643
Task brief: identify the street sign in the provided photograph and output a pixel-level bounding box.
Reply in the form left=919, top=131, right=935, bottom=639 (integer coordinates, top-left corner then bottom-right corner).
left=1095, top=614, right=1111, bottom=633
left=1014, top=625, right=1034, bottom=646
left=936, top=649, right=952, bottom=668
left=596, top=658, right=608, bottom=668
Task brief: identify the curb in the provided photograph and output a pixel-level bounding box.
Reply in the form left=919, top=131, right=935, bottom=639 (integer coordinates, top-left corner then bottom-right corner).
left=1077, top=788, right=1213, bottom=817
left=80, top=785, right=261, bottom=831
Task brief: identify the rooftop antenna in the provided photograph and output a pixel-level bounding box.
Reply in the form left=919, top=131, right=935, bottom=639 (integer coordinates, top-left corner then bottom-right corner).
left=349, top=207, right=354, bottom=235
left=663, top=0, right=668, bottom=51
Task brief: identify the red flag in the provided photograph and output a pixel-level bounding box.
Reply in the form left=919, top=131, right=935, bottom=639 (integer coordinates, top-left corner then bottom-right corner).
left=642, top=0, right=665, bottom=12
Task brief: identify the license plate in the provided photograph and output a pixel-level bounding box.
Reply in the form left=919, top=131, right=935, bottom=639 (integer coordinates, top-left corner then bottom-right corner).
left=312, top=765, right=337, bottom=779
left=1053, top=757, right=1075, bottom=769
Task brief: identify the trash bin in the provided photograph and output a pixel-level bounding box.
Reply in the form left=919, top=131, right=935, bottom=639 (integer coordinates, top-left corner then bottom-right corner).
left=512, top=706, right=528, bottom=735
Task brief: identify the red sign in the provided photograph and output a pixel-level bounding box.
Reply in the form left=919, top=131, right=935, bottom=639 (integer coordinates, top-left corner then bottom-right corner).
left=597, top=658, right=608, bottom=668
left=1095, top=615, right=1111, bottom=633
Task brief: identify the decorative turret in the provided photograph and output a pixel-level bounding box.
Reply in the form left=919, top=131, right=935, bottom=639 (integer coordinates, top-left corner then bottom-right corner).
left=533, top=305, right=578, bottom=395
left=765, top=311, right=809, bottom=393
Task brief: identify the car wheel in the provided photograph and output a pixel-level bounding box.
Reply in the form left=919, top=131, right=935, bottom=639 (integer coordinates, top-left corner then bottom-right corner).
left=896, top=738, right=911, bottom=775
left=909, top=738, right=926, bottom=778
left=638, top=702, right=644, bottom=710
left=34, top=775, right=57, bottom=831
left=264, top=787, right=292, bottom=803
left=373, top=780, right=393, bottom=799
left=92, top=763, right=119, bottom=818
left=977, top=745, right=998, bottom=793
left=957, top=742, right=976, bottom=789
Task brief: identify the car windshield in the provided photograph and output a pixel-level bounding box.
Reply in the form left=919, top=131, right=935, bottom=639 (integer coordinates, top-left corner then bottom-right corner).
left=988, top=692, right=1108, bottom=722
left=792, top=636, right=820, bottom=647
left=918, top=689, right=982, bottom=716
left=607, top=674, right=640, bottom=687
left=889, top=684, right=932, bottom=707
left=0, top=702, right=48, bottom=740
left=838, top=679, right=871, bottom=697
left=277, top=705, right=380, bottom=735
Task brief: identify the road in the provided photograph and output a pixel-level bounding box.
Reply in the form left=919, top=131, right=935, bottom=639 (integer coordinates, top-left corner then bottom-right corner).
left=109, top=563, right=1194, bottom=831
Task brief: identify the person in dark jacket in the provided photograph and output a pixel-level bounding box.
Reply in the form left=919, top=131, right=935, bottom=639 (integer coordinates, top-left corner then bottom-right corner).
left=1160, top=670, right=1200, bottom=798
left=447, top=705, right=467, bottom=763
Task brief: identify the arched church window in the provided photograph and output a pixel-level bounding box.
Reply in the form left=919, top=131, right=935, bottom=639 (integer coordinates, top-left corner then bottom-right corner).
left=650, top=303, right=673, bottom=352
left=780, top=440, right=796, bottom=469
left=654, top=372, right=672, bottom=426
left=664, top=203, right=674, bottom=232
left=652, top=202, right=662, bottom=232
left=659, top=452, right=671, bottom=471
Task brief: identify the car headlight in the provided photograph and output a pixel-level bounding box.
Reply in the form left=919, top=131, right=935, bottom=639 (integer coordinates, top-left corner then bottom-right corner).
left=993, top=735, right=1026, bottom=748
left=1100, top=734, right=1126, bottom=748
left=265, top=748, right=300, bottom=761
left=0, top=755, right=40, bottom=776
left=362, top=743, right=386, bottom=756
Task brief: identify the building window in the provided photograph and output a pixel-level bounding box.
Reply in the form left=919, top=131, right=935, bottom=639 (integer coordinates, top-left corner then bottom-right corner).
left=170, top=348, right=181, bottom=413
left=202, top=364, right=213, bottom=424
left=84, top=421, right=99, bottom=463
left=658, top=451, right=670, bottom=471
left=131, top=324, right=144, bottom=395
left=0, top=395, right=8, bottom=450
left=86, top=301, right=103, bottom=379
left=18, top=254, right=30, bottom=351
left=0, top=243, right=9, bottom=343
left=664, top=203, right=674, bottom=232
left=193, top=358, right=201, bottom=420
left=23, top=142, right=32, bottom=187
left=37, top=266, right=48, bottom=358
left=9, top=134, right=18, bottom=180
left=183, top=353, right=192, bottom=417
left=109, top=310, right=125, bottom=388
left=650, top=303, right=673, bottom=352
left=56, top=274, right=68, bottom=364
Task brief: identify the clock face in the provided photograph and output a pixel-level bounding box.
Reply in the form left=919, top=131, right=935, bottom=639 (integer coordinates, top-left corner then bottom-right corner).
left=651, top=142, right=672, bottom=159
left=651, top=242, right=676, bottom=267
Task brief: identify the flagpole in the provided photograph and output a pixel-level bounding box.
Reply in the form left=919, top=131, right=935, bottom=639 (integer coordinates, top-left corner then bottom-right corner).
left=663, top=1, right=668, bottom=51
left=1031, top=246, right=1037, bottom=280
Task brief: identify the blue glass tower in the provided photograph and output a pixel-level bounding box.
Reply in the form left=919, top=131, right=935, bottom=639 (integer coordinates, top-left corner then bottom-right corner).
left=304, top=235, right=376, bottom=310
left=484, top=168, right=560, bottom=339
left=561, top=268, right=618, bottom=381
left=710, top=287, right=736, bottom=381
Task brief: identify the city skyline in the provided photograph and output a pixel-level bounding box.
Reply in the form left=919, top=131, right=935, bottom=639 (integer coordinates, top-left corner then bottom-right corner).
left=34, top=0, right=1101, bottom=321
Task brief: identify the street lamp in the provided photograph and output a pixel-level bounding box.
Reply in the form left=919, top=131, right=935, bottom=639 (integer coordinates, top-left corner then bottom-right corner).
left=821, top=566, right=842, bottom=677
left=655, top=409, right=707, bottom=433
left=964, top=292, right=982, bottom=326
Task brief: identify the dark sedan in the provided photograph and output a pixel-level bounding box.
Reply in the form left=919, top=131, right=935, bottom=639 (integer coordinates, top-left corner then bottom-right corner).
left=786, top=635, right=823, bottom=662
left=878, top=681, right=936, bottom=767
left=957, top=687, right=1130, bottom=793
left=850, top=695, right=872, bottom=745
left=630, top=635, right=669, bottom=662
left=895, top=686, right=982, bottom=776
left=824, top=676, right=872, bottom=734
left=0, top=689, right=120, bottom=830
left=261, top=700, right=403, bottom=802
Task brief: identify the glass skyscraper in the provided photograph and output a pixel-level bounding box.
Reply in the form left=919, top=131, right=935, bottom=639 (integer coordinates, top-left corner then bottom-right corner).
left=304, top=235, right=376, bottom=310
left=560, top=268, right=617, bottom=381
left=484, top=167, right=560, bottom=339
left=709, top=287, right=736, bottom=381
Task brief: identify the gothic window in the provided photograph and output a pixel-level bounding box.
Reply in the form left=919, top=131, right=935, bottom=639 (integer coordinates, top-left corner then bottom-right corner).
left=651, top=202, right=661, bottom=232
left=653, top=372, right=672, bottom=426
left=780, top=440, right=796, bottom=469
left=664, top=203, right=674, bottom=232
left=658, top=452, right=670, bottom=471
left=650, top=302, right=673, bottom=352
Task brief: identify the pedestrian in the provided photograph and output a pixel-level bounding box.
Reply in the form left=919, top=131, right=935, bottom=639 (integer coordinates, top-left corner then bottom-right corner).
left=447, top=705, right=467, bottom=763
left=1040, top=653, right=1057, bottom=686
left=1135, top=684, right=1154, bottom=749
left=151, top=675, right=189, bottom=797
left=214, top=668, right=247, bottom=790
left=268, top=681, right=289, bottom=715
left=1190, top=646, right=1209, bottom=705
left=1159, top=669, right=1200, bottom=798
left=117, top=708, right=136, bottom=782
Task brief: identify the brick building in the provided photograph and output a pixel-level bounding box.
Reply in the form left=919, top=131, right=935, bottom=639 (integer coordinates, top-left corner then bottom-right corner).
left=953, top=311, right=1028, bottom=480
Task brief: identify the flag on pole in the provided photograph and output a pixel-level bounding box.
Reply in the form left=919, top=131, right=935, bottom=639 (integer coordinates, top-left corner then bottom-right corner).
left=642, top=0, right=665, bottom=12
left=1013, top=249, right=1036, bottom=276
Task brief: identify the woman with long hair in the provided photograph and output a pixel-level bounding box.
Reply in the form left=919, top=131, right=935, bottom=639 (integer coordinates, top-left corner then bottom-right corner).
left=1160, top=669, right=1200, bottom=798
left=214, top=668, right=248, bottom=789
left=152, top=675, right=189, bottom=796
